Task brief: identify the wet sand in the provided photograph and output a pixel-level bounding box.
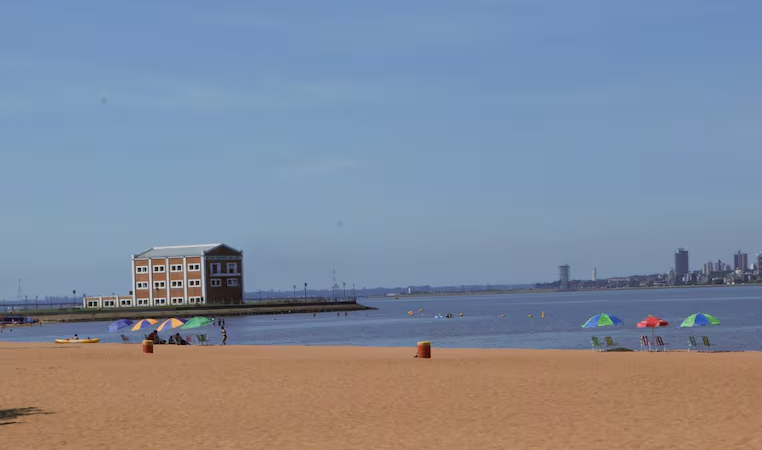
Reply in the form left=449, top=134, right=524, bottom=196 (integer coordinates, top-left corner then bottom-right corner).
left=1, top=343, right=761, bottom=449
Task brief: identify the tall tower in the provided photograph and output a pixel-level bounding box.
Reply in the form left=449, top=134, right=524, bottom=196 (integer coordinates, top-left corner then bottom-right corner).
left=734, top=250, right=748, bottom=271
left=558, top=265, right=570, bottom=289
left=592, top=268, right=597, bottom=281
left=674, top=249, right=689, bottom=280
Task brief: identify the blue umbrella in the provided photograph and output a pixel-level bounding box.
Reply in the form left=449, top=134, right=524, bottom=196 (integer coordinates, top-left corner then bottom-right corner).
left=106, top=319, right=133, bottom=333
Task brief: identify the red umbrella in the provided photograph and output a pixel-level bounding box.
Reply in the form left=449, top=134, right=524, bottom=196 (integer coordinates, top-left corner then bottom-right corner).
left=637, top=315, right=669, bottom=343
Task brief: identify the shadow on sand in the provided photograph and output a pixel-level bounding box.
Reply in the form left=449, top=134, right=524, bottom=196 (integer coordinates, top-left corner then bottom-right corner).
left=0, top=407, right=53, bottom=426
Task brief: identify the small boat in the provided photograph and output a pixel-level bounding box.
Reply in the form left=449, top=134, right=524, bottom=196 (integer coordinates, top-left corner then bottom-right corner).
left=55, top=338, right=100, bottom=344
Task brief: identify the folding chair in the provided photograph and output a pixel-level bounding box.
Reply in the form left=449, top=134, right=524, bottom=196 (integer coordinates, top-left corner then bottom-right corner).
left=640, top=335, right=653, bottom=352
left=655, top=335, right=670, bottom=352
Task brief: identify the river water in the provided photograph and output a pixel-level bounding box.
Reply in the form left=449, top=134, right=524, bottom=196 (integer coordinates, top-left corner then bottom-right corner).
left=3, top=286, right=762, bottom=350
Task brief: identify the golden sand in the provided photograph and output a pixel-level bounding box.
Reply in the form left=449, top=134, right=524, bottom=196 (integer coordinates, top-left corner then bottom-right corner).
left=1, top=343, right=760, bottom=449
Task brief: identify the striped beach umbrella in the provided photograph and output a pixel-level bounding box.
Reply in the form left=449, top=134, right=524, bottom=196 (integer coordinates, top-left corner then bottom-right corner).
left=582, top=313, right=623, bottom=328
left=179, top=317, right=213, bottom=329
left=679, top=313, right=720, bottom=328
left=157, top=318, right=187, bottom=332
left=106, top=319, right=133, bottom=333
left=131, top=319, right=158, bottom=332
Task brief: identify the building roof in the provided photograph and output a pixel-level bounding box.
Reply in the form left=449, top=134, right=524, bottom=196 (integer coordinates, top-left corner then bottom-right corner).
left=133, top=243, right=240, bottom=259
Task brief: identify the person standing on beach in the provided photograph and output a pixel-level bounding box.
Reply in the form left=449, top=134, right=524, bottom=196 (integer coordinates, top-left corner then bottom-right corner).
left=221, top=327, right=227, bottom=345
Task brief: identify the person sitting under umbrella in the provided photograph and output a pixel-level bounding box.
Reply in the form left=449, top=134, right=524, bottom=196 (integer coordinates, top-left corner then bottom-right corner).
left=174, top=332, right=188, bottom=345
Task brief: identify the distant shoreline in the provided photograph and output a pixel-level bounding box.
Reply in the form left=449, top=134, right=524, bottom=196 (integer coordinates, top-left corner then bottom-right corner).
left=369, top=283, right=762, bottom=299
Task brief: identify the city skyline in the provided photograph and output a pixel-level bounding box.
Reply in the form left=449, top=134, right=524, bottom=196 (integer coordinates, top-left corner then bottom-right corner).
left=2, top=1, right=762, bottom=297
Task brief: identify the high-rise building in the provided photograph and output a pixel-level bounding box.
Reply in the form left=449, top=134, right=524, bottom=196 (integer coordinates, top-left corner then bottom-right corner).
left=558, top=265, right=570, bottom=288
left=674, top=249, right=689, bottom=279
left=702, top=262, right=713, bottom=276
left=757, top=254, right=762, bottom=276
left=592, top=267, right=597, bottom=281
left=734, top=250, right=748, bottom=271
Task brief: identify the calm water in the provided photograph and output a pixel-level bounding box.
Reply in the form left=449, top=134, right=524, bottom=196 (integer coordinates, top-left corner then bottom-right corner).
left=3, top=287, right=762, bottom=350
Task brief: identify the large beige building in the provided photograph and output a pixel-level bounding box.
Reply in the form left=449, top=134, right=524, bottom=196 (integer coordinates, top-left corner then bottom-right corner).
left=84, top=243, right=244, bottom=308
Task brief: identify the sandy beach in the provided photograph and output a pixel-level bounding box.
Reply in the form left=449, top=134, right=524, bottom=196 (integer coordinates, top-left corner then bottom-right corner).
left=1, top=343, right=761, bottom=450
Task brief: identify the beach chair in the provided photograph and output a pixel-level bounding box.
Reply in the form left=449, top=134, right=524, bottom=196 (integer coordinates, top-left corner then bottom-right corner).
left=604, top=336, right=619, bottom=350
left=591, top=336, right=604, bottom=352
left=688, top=336, right=703, bottom=352
left=200, top=334, right=210, bottom=345
left=655, top=336, right=670, bottom=352
left=702, top=336, right=712, bottom=352
left=120, top=334, right=130, bottom=344
left=640, top=335, right=653, bottom=352
left=197, top=334, right=208, bottom=346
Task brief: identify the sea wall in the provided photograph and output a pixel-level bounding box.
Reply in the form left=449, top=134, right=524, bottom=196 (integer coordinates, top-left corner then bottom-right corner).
left=32, top=301, right=374, bottom=323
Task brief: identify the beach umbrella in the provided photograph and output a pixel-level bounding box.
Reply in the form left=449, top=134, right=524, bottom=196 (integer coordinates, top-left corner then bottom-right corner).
left=180, top=317, right=214, bottom=329
left=157, top=318, right=187, bottom=332
left=637, top=315, right=669, bottom=342
left=131, top=319, right=159, bottom=332
left=581, top=313, right=623, bottom=328
left=679, top=313, right=720, bottom=328
left=106, top=319, right=133, bottom=333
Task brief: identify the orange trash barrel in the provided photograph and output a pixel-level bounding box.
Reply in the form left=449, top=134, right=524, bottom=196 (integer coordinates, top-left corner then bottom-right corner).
left=417, top=341, right=431, bottom=359
left=142, top=339, right=154, bottom=354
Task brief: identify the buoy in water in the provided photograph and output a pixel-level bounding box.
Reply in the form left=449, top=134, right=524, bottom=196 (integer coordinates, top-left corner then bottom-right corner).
left=501, top=314, right=505, bottom=318
left=528, top=315, right=533, bottom=318
left=541, top=311, right=545, bottom=318
left=459, top=313, right=463, bottom=317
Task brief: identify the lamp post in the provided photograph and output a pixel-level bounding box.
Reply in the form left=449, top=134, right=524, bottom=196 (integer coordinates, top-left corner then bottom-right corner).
left=352, top=283, right=355, bottom=299
left=343, top=282, right=346, bottom=300
left=293, top=285, right=296, bottom=300
left=304, top=283, right=307, bottom=300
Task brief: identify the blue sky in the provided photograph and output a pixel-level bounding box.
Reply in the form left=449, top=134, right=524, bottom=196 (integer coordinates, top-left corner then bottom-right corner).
left=1, top=1, right=761, bottom=298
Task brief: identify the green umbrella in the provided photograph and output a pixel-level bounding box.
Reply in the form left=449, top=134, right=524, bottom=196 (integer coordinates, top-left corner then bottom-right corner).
left=581, top=313, right=623, bottom=328
left=679, top=313, right=720, bottom=328
left=179, top=317, right=214, bottom=329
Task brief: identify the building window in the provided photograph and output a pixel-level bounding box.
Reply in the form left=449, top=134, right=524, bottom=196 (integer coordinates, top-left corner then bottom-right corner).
left=188, top=296, right=203, bottom=304
left=154, top=281, right=165, bottom=289
left=137, top=282, right=149, bottom=290
left=171, top=297, right=184, bottom=305
left=104, top=300, right=115, bottom=307
left=171, top=280, right=184, bottom=288
left=227, top=278, right=239, bottom=287
left=153, top=265, right=165, bottom=273
left=137, top=298, right=149, bottom=306
left=155, top=298, right=166, bottom=305
left=226, top=263, right=238, bottom=274
left=210, top=278, right=222, bottom=287
left=120, top=299, right=132, bottom=306
left=210, top=263, right=221, bottom=274
left=136, top=266, right=148, bottom=274
left=170, top=264, right=183, bottom=272
left=188, top=279, right=201, bottom=287
left=188, top=263, right=200, bottom=271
